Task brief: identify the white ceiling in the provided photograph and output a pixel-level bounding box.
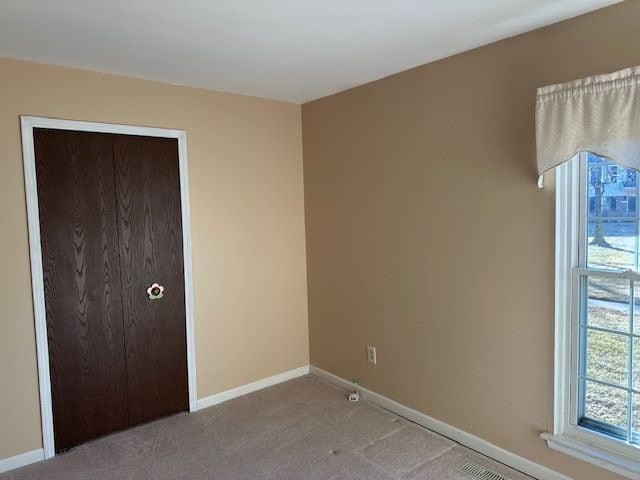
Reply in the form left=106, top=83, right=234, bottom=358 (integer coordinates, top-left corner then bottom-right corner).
left=0, top=0, right=622, bottom=103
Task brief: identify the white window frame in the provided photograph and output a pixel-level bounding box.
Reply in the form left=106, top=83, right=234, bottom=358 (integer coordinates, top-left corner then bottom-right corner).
left=542, top=154, right=640, bottom=479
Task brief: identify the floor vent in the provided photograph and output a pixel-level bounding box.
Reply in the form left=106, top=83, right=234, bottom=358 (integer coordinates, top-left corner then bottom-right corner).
left=456, top=461, right=511, bottom=480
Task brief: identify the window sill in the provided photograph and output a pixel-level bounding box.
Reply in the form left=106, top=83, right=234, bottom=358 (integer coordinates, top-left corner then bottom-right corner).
left=541, top=432, right=640, bottom=479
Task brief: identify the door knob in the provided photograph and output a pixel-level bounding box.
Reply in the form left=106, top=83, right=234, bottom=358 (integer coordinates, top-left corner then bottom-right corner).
left=147, top=283, right=164, bottom=300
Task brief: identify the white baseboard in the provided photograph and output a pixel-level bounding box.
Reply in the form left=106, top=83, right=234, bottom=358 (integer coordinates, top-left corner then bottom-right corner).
left=310, top=366, right=572, bottom=480
left=196, top=365, right=310, bottom=410
left=0, top=448, right=44, bottom=474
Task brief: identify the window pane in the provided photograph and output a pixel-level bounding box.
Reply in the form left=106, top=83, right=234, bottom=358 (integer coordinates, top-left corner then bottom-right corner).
left=586, top=220, right=637, bottom=270
left=586, top=277, right=630, bottom=333
left=634, top=337, right=640, bottom=392
left=633, top=394, right=640, bottom=443
left=583, top=380, right=628, bottom=430
left=634, top=283, right=640, bottom=335
left=588, top=155, right=637, bottom=218
left=585, top=329, right=629, bottom=387
left=587, top=154, right=638, bottom=270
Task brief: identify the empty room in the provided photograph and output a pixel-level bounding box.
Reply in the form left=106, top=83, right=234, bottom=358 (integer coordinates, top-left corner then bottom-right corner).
left=1, top=1, right=639, bottom=479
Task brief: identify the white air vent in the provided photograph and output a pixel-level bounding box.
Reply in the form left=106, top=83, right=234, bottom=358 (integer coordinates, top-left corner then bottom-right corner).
left=456, top=461, right=511, bottom=480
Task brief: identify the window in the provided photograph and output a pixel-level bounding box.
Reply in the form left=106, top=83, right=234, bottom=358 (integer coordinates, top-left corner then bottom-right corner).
left=580, top=154, right=639, bottom=440
left=535, top=65, right=640, bottom=478
left=545, top=153, right=640, bottom=479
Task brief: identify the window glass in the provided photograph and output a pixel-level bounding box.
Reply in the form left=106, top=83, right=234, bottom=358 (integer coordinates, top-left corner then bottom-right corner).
left=582, top=380, right=628, bottom=432
left=586, top=277, right=630, bottom=332
left=586, top=154, right=638, bottom=271
left=578, top=154, right=640, bottom=443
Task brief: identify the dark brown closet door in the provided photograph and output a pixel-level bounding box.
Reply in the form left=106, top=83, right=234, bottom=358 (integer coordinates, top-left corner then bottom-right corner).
left=112, top=134, right=188, bottom=425
left=34, top=129, right=129, bottom=452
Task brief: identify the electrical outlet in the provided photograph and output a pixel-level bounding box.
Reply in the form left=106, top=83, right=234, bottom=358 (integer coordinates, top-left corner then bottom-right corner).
left=366, top=345, right=377, bottom=365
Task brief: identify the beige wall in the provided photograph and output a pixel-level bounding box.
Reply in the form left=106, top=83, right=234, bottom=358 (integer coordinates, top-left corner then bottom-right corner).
left=0, top=59, right=309, bottom=459
left=302, top=2, right=640, bottom=479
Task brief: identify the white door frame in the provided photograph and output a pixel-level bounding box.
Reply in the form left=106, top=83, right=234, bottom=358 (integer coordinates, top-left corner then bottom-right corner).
left=20, top=116, right=198, bottom=459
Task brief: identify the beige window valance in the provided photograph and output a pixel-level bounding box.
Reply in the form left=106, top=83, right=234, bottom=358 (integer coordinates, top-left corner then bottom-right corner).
left=536, top=66, right=640, bottom=187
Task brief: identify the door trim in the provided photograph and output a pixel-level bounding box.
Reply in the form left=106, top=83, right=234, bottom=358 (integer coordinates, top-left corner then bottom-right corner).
left=20, top=116, right=198, bottom=459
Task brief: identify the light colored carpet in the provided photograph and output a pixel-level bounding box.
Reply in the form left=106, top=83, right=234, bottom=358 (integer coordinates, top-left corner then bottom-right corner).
left=1, top=375, right=534, bottom=479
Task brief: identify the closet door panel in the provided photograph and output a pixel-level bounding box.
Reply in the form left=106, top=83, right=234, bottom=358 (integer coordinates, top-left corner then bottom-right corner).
left=34, top=129, right=129, bottom=452
left=112, top=134, right=188, bottom=424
